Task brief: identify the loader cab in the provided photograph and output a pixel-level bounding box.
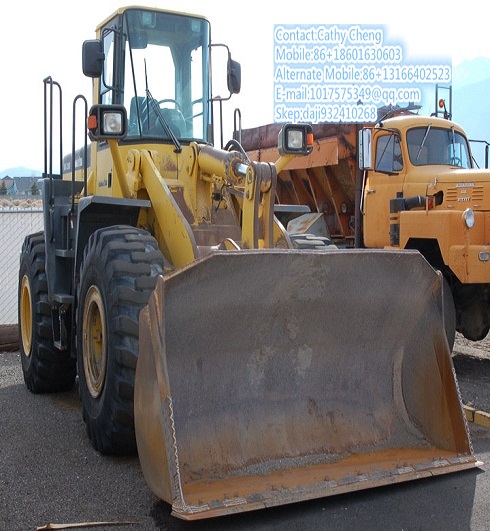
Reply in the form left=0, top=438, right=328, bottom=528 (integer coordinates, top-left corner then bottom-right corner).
left=83, top=7, right=235, bottom=146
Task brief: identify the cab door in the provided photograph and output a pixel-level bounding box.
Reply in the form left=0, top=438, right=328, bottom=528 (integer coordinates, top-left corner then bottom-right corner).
left=362, top=131, right=405, bottom=248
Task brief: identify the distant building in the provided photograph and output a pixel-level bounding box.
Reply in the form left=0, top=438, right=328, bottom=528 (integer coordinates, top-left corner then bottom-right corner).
left=0, top=176, right=41, bottom=197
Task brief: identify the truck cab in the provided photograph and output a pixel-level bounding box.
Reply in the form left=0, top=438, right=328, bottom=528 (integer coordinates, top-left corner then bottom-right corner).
left=360, top=114, right=490, bottom=340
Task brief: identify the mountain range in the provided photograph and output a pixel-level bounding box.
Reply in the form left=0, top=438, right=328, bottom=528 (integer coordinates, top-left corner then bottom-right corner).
left=452, top=58, right=490, bottom=168
left=0, top=167, right=42, bottom=179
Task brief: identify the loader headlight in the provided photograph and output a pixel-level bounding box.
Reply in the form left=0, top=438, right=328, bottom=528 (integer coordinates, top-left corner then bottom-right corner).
left=87, top=104, right=127, bottom=141
left=278, top=123, right=314, bottom=156
left=463, top=208, right=475, bottom=229
left=102, top=112, right=124, bottom=134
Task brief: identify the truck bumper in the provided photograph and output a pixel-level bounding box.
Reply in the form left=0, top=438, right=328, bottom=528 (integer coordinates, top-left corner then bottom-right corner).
left=449, top=244, right=490, bottom=283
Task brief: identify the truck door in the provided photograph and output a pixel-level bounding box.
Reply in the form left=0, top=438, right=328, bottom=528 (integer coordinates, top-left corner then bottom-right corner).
left=363, top=131, right=405, bottom=248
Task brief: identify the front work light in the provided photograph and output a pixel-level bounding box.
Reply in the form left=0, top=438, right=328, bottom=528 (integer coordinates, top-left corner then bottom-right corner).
left=278, top=124, right=314, bottom=156
left=103, top=112, right=124, bottom=135
left=88, top=104, right=127, bottom=141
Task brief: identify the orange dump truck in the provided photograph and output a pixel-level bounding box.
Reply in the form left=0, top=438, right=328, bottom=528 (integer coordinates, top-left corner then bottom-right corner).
left=242, top=111, right=490, bottom=343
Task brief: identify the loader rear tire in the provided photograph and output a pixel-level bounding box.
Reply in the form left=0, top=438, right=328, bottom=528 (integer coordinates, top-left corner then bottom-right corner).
left=76, top=226, right=164, bottom=455
left=18, top=232, right=76, bottom=392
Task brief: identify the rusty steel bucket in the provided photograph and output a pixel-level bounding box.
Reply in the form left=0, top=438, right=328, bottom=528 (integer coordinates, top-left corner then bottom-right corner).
left=134, top=249, right=479, bottom=520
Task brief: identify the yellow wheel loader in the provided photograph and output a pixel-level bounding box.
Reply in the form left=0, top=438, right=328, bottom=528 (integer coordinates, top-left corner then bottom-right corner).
left=18, top=6, right=479, bottom=521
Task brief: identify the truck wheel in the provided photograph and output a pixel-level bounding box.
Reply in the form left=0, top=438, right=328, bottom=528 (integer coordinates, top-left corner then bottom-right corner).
left=18, top=232, right=76, bottom=392
left=76, top=226, right=164, bottom=455
left=458, top=298, right=489, bottom=341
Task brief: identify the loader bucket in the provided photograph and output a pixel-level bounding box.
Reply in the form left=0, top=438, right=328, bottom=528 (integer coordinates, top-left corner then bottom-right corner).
left=134, top=249, right=478, bottom=520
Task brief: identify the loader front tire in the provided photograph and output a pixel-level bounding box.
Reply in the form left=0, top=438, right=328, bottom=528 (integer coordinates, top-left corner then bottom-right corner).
left=76, top=226, right=164, bottom=455
left=18, top=232, right=76, bottom=392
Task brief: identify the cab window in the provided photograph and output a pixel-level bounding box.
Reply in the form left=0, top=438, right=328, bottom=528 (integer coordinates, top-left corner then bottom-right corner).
left=375, top=134, right=403, bottom=173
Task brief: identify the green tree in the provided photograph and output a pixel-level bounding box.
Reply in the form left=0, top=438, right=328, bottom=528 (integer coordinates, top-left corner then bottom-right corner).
left=0, top=180, right=7, bottom=195
left=31, top=182, right=40, bottom=196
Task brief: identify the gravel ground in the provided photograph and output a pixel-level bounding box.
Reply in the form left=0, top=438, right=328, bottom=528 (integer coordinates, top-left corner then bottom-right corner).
left=1, top=349, right=489, bottom=531
left=453, top=333, right=490, bottom=415
left=454, top=331, right=490, bottom=361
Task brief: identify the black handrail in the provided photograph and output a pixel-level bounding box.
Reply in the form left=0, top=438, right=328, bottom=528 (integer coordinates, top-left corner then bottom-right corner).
left=71, top=94, right=89, bottom=211
left=43, top=76, right=63, bottom=181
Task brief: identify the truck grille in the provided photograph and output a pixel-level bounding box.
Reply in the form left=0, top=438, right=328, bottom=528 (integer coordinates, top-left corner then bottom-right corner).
left=445, top=185, right=484, bottom=207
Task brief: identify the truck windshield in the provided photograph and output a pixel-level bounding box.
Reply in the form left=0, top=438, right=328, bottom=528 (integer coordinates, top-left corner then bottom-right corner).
left=116, top=9, right=211, bottom=143
left=406, top=126, right=472, bottom=168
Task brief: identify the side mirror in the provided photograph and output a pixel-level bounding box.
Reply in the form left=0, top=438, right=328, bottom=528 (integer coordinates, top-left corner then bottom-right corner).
left=358, top=128, right=373, bottom=170
left=82, top=39, right=105, bottom=78
left=227, top=59, right=241, bottom=95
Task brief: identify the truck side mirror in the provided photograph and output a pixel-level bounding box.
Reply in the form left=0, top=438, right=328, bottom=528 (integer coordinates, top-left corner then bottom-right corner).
left=82, top=39, right=105, bottom=78
left=227, top=59, right=241, bottom=95
left=358, top=128, right=373, bottom=170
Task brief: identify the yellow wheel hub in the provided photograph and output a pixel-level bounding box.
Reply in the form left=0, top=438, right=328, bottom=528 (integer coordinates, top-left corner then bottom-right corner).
left=82, top=285, right=107, bottom=398
left=19, top=274, right=33, bottom=356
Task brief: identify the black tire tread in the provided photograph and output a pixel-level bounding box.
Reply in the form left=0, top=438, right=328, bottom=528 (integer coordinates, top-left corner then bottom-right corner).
left=18, top=232, right=76, bottom=393
left=76, top=225, right=164, bottom=455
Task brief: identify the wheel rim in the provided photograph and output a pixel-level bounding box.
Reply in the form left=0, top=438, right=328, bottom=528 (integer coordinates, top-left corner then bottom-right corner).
left=20, top=274, right=33, bottom=356
left=82, top=285, right=107, bottom=398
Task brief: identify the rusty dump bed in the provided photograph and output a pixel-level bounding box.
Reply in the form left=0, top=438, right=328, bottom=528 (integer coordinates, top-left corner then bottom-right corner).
left=134, top=249, right=479, bottom=520
left=241, top=122, right=359, bottom=242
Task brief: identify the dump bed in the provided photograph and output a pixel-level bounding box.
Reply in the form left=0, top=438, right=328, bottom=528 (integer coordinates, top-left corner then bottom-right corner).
left=241, top=122, right=359, bottom=243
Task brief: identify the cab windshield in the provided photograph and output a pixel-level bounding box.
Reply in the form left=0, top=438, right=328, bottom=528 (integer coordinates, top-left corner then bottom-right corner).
left=406, top=126, right=472, bottom=168
left=100, top=8, right=211, bottom=143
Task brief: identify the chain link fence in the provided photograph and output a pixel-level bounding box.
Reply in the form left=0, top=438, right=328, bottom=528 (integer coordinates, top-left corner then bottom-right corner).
left=0, top=209, right=44, bottom=325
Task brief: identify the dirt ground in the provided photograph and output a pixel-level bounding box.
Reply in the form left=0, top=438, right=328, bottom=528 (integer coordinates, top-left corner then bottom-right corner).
left=453, top=333, right=490, bottom=415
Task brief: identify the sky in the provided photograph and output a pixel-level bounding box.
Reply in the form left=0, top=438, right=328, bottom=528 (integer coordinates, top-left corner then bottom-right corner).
left=2, top=0, right=489, bottom=172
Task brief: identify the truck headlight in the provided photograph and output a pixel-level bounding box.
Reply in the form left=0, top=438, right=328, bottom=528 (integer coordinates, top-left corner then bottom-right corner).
left=463, top=208, right=475, bottom=229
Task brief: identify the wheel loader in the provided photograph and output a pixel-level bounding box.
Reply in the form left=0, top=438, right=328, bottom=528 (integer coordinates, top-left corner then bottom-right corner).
left=18, top=6, right=479, bottom=521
